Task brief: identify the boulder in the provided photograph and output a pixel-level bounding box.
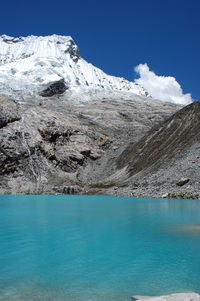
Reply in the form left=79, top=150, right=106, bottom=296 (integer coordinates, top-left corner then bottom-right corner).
left=132, top=292, right=200, bottom=301
left=161, top=193, right=169, bottom=198
left=176, top=178, right=190, bottom=187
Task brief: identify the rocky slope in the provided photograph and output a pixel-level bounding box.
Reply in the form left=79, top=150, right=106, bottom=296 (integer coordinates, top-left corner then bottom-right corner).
left=0, top=94, right=181, bottom=194
left=84, top=101, right=200, bottom=199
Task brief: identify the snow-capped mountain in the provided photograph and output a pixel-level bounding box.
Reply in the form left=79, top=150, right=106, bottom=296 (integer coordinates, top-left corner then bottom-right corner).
left=0, top=34, right=150, bottom=101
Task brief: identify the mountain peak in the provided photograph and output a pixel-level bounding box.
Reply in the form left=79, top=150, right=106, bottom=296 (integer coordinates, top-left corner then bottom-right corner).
left=0, top=34, right=150, bottom=100
left=0, top=34, right=80, bottom=65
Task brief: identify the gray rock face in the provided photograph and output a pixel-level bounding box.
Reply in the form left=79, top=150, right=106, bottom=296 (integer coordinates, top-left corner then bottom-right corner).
left=0, top=97, right=21, bottom=128
left=2, top=95, right=200, bottom=199
left=0, top=94, right=181, bottom=194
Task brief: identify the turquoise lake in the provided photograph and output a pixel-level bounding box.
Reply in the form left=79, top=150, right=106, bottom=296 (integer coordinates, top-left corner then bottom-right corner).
left=0, top=195, right=200, bottom=301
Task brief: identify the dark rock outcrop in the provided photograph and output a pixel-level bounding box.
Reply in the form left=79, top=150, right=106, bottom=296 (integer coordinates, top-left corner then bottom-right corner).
left=39, top=79, right=68, bottom=97
left=176, top=178, right=190, bottom=187
left=67, top=39, right=80, bottom=62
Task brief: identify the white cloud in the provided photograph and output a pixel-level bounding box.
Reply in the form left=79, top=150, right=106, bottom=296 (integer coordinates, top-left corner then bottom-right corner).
left=134, top=63, right=192, bottom=105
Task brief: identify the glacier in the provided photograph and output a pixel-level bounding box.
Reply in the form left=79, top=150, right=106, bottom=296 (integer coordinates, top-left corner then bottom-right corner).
left=0, top=34, right=150, bottom=101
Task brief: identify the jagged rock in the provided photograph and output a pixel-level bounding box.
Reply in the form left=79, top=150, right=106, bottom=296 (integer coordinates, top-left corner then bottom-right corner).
left=1, top=35, right=24, bottom=44
left=67, top=39, right=80, bottom=62
left=38, top=120, right=110, bottom=173
left=39, top=79, right=68, bottom=97
left=176, top=178, right=190, bottom=187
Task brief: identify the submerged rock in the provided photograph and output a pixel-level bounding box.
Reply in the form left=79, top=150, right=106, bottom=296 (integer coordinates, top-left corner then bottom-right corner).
left=132, top=292, right=200, bottom=301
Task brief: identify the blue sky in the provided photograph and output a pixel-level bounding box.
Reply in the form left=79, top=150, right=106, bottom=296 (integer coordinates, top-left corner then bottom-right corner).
left=1, top=0, right=199, bottom=100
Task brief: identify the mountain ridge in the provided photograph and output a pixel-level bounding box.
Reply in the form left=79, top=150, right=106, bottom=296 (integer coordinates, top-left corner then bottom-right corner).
left=83, top=101, right=200, bottom=199
left=0, top=34, right=150, bottom=100
left=0, top=34, right=198, bottom=199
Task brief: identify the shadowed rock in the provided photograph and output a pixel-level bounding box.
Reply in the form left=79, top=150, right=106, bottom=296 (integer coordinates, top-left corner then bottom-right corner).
left=39, top=79, right=68, bottom=97
left=176, top=178, right=190, bottom=187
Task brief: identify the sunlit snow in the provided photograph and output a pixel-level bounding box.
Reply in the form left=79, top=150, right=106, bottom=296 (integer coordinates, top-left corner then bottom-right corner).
left=0, top=35, right=149, bottom=101
left=0, top=35, right=192, bottom=105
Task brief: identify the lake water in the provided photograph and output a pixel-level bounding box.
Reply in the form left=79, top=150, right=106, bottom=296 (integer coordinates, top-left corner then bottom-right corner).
left=0, top=195, right=200, bottom=301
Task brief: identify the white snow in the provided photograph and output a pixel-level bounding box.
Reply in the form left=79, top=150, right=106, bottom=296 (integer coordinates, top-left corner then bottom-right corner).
left=0, top=34, right=149, bottom=100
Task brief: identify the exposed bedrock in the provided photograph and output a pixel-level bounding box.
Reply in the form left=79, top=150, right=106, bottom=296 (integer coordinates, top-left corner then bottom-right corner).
left=0, top=97, right=21, bottom=128
left=2, top=94, right=199, bottom=198
left=39, top=79, right=68, bottom=97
